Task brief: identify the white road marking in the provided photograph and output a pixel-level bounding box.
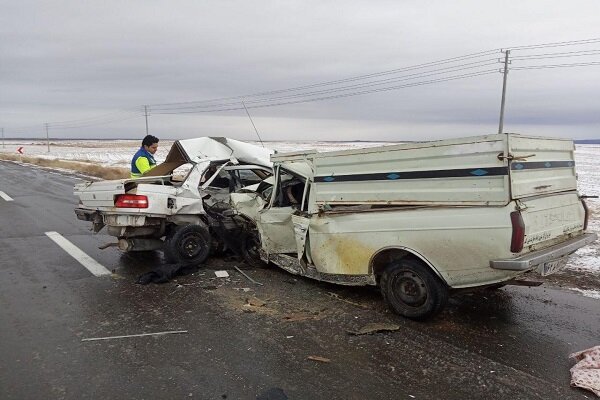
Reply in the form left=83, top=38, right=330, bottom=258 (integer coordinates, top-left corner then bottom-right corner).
left=0, top=191, right=14, bottom=201
left=45, top=231, right=112, bottom=277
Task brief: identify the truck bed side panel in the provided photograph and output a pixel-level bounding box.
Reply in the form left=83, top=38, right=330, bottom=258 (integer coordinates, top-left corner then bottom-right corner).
left=311, top=136, right=510, bottom=206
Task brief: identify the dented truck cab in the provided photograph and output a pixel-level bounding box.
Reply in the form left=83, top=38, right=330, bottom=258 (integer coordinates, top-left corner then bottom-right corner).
left=230, top=133, right=597, bottom=320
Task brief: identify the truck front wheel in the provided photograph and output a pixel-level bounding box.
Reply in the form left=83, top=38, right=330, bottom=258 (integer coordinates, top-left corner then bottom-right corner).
left=164, top=224, right=211, bottom=264
left=380, top=259, right=448, bottom=320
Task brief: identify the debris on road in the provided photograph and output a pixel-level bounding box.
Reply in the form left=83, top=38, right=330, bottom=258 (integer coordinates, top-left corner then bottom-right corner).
left=136, top=263, right=201, bottom=284
left=307, top=355, right=331, bottom=363
left=282, top=312, right=316, bottom=322
left=348, top=322, right=401, bottom=336
left=327, top=292, right=368, bottom=309
left=247, top=297, right=267, bottom=307
left=242, top=296, right=268, bottom=313
left=81, top=330, right=188, bottom=342
left=569, top=345, right=600, bottom=396
left=215, top=270, right=230, bottom=278
left=234, top=266, right=263, bottom=286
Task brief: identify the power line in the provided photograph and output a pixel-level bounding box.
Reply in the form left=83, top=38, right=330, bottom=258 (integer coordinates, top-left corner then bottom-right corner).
left=151, top=59, right=501, bottom=112
left=5, top=37, right=600, bottom=132
left=154, top=70, right=499, bottom=114
left=506, top=37, right=600, bottom=51
left=148, top=50, right=502, bottom=108
left=48, top=115, right=140, bottom=129
left=510, top=61, right=600, bottom=70
left=510, top=49, right=600, bottom=60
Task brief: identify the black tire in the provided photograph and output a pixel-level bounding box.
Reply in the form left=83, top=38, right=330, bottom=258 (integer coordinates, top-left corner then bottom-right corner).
left=240, top=230, right=267, bottom=268
left=380, top=259, right=448, bottom=320
left=163, top=224, right=211, bottom=264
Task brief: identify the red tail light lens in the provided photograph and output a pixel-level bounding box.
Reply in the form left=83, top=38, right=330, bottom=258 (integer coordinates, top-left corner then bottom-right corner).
left=510, top=211, right=525, bottom=253
left=581, top=198, right=589, bottom=231
left=115, top=194, right=148, bottom=208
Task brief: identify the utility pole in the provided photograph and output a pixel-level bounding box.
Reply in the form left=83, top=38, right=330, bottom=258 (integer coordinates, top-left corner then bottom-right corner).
left=1, top=127, right=4, bottom=149
left=498, top=49, right=510, bottom=134
left=143, top=105, right=150, bottom=135
left=45, top=123, right=50, bottom=152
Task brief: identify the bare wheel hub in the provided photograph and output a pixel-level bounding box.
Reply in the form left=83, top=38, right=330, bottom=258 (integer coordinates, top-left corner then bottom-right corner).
left=394, top=271, right=427, bottom=307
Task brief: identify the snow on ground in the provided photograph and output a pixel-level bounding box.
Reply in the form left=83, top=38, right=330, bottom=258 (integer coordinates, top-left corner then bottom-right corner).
left=1, top=139, right=598, bottom=275
left=567, top=288, right=600, bottom=300
left=0, top=139, right=390, bottom=168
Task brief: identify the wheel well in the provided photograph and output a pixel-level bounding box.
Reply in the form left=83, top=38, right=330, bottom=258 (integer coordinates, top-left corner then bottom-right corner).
left=371, top=248, right=444, bottom=284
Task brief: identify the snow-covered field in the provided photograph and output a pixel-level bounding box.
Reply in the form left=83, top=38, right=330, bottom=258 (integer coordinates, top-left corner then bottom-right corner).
left=1, top=139, right=599, bottom=278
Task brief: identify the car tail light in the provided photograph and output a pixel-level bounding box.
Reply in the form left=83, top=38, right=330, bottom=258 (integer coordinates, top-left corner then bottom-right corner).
left=115, top=194, right=148, bottom=208
left=581, top=198, right=590, bottom=230
left=510, top=211, right=525, bottom=253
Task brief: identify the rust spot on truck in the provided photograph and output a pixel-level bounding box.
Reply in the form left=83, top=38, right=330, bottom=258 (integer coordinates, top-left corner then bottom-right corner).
left=322, top=237, right=373, bottom=275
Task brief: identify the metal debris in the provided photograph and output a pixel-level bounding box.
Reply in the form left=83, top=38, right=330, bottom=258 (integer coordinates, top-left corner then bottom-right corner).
left=247, top=297, right=266, bottom=307
left=81, top=330, right=188, bottom=342
left=282, top=312, right=314, bottom=322
left=347, top=322, right=400, bottom=336
left=307, top=355, right=331, bottom=363
left=215, top=270, right=229, bottom=278
left=327, top=292, right=368, bottom=308
left=234, top=266, right=263, bottom=286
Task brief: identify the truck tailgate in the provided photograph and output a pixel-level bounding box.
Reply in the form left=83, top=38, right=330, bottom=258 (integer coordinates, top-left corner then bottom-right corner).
left=509, top=135, right=577, bottom=199
left=519, top=192, right=585, bottom=250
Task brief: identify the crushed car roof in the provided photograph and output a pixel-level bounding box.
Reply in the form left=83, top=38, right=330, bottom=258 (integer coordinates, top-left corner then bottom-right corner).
left=147, top=137, right=273, bottom=176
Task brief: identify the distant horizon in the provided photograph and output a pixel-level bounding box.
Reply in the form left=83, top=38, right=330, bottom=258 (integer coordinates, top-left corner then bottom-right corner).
left=2, top=137, right=599, bottom=144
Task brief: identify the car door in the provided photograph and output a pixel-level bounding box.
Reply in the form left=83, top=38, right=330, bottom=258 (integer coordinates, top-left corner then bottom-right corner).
left=256, top=166, right=308, bottom=255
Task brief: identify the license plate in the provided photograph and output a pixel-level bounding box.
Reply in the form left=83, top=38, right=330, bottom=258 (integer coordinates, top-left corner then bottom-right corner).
left=539, top=257, right=568, bottom=276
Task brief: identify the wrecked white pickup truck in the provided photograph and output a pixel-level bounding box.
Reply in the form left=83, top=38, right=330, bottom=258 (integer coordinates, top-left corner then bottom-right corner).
left=213, top=133, right=596, bottom=319
left=74, top=137, right=272, bottom=263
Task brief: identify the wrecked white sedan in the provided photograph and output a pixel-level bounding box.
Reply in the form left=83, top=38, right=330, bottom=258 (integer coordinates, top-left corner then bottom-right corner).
left=216, top=133, right=596, bottom=319
left=74, top=137, right=272, bottom=263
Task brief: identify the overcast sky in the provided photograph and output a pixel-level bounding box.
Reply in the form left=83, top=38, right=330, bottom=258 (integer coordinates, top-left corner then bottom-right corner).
left=1, top=0, right=599, bottom=141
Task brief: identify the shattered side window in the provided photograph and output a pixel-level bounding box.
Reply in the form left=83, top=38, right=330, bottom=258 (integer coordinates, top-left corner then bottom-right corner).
left=273, top=169, right=306, bottom=209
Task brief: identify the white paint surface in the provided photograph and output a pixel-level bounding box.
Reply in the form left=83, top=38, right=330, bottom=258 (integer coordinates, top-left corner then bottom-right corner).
left=0, top=191, right=14, bottom=201
left=45, top=231, right=112, bottom=277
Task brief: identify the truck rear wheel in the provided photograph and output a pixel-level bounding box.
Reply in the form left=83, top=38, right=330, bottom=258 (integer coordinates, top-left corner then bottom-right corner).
left=380, top=259, right=448, bottom=320
left=164, top=224, right=211, bottom=264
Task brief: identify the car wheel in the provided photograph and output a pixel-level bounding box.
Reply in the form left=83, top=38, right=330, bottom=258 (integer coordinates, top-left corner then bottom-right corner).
left=240, top=230, right=267, bottom=268
left=164, top=224, right=211, bottom=264
left=380, top=259, right=448, bottom=320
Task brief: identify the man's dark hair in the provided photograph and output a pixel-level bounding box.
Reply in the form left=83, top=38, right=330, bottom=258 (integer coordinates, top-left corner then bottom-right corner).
left=142, top=135, right=159, bottom=147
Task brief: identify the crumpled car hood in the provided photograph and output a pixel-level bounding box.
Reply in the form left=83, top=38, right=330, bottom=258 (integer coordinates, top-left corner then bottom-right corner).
left=146, top=136, right=274, bottom=177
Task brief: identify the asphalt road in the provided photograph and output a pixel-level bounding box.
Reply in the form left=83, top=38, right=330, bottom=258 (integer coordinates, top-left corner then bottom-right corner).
left=0, top=160, right=598, bottom=400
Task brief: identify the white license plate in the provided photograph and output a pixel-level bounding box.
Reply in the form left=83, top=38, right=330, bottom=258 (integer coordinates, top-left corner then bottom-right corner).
left=539, top=257, right=568, bottom=276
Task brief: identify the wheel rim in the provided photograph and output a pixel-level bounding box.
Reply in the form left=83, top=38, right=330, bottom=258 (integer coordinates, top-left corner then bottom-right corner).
left=392, top=270, right=428, bottom=307
left=178, top=232, right=205, bottom=259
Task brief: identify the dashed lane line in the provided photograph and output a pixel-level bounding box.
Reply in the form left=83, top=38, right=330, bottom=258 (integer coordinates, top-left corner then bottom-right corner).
left=45, top=231, right=112, bottom=277
left=0, top=191, right=14, bottom=201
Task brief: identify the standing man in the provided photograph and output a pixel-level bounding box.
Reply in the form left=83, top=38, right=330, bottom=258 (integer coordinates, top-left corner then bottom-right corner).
left=131, top=135, right=159, bottom=178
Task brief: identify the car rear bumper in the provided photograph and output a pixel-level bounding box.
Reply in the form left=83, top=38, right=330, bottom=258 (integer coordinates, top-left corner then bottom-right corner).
left=490, top=232, right=597, bottom=271
left=75, top=208, right=99, bottom=221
